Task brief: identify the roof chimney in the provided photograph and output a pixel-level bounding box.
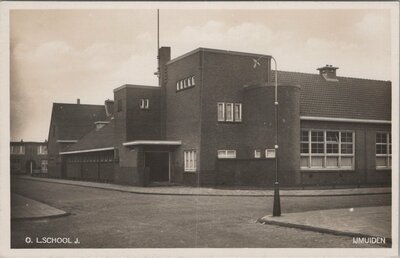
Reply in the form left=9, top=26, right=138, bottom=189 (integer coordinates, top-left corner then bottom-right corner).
left=77, top=98, right=80, bottom=104
left=104, top=99, right=114, bottom=117
left=317, top=64, right=339, bottom=82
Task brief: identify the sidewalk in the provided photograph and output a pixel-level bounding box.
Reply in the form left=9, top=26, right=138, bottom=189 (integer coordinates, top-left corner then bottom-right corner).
left=17, top=175, right=391, bottom=197
left=11, top=193, right=69, bottom=220
left=259, top=206, right=391, bottom=243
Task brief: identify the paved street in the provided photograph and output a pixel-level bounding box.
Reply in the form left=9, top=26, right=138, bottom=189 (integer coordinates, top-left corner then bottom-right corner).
left=11, top=178, right=391, bottom=248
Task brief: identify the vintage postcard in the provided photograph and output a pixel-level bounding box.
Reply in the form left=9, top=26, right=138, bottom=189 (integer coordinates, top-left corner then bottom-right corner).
left=0, top=1, right=398, bottom=257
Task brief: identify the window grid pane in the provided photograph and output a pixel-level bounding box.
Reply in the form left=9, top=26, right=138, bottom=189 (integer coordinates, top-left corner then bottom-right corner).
left=301, top=129, right=354, bottom=170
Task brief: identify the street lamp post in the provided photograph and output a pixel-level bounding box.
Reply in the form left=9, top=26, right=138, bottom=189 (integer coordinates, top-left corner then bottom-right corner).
left=252, top=55, right=281, bottom=217
left=271, top=56, right=281, bottom=217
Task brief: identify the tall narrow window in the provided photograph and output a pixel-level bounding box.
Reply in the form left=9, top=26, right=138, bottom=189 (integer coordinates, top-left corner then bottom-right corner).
left=376, top=132, right=391, bottom=168
left=254, top=150, right=261, bottom=158
left=117, top=100, right=122, bottom=112
left=225, top=103, right=234, bottom=122
left=184, top=150, right=196, bottom=172
left=217, top=103, right=225, bottom=121
left=234, top=103, right=242, bottom=122
left=41, top=160, right=48, bottom=172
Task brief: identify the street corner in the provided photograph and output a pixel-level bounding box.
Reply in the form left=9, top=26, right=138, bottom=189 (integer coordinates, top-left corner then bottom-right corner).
left=257, top=206, right=392, bottom=246
left=11, top=193, right=69, bottom=221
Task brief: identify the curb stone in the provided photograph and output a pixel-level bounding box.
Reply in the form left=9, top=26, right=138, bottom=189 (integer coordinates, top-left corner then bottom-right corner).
left=257, top=217, right=392, bottom=245
left=16, top=176, right=392, bottom=198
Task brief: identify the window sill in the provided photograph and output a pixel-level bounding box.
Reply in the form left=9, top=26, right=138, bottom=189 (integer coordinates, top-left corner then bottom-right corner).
left=184, top=170, right=197, bottom=173
left=300, top=168, right=355, bottom=172
left=376, top=167, right=392, bottom=170
left=217, top=121, right=242, bottom=124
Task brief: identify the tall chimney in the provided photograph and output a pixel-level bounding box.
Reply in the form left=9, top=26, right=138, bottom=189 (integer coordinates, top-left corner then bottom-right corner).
left=77, top=98, right=80, bottom=104
left=158, top=47, right=171, bottom=139
left=158, top=47, right=171, bottom=87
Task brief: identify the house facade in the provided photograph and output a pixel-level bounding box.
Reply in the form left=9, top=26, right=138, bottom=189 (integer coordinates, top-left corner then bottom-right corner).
left=10, top=141, right=48, bottom=175
left=49, top=47, right=392, bottom=187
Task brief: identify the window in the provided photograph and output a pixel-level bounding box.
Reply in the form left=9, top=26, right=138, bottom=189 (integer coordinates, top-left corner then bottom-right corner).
left=226, top=103, right=233, bottom=121
left=184, top=150, right=196, bottom=172
left=139, top=99, right=149, bottom=109
left=300, top=130, right=354, bottom=170
left=117, top=100, right=122, bottom=112
left=37, top=145, right=48, bottom=155
left=376, top=132, right=391, bottom=168
left=217, top=102, right=242, bottom=122
left=254, top=150, right=261, bottom=158
left=176, top=75, right=196, bottom=92
left=234, top=103, right=242, bottom=122
left=11, top=146, right=25, bottom=155
left=41, top=160, right=48, bottom=172
left=265, top=149, right=276, bottom=158
left=217, top=150, right=236, bottom=159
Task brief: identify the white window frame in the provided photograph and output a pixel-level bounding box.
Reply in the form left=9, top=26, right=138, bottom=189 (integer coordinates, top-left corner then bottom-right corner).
left=254, top=149, right=261, bottom=158
left=300, top=129, right=355, bottom=170
left=41, top=159, right=48, bottom=172
left=376, top=132, right=391, bottom=169
left=265, top=149, right=276, bottom=158
left=217, top=103, right=225, bottom=122
left=37, top=145, right=48, bottom=155
left=176, top=76, right=196, bottom=92
left=184, top=150, right=196, bottom=172
left=217, top=150, right=236, bottom=159
left=217, top=102, right=242, bottom=122
left=225, top=103, right=234, bottom=122
left=234, top=103, right=242, bottom=122
left=11, top=145, right=25, bottom=155
left=139, top=99, right=150, bottom=109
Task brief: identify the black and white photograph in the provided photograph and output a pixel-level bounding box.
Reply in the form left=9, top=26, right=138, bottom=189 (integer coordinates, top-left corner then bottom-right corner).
left=0, top=1, right=398, bottom=257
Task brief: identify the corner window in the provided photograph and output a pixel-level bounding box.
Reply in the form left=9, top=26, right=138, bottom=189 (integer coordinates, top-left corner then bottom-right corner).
left=254, top=150, right=261, bottom=158
left=217, top=102, right=242, bottom=123
left=376, top=132, right=391, bottom=169
left=300, top=130, right=354, bottom=170
left=217, top=150, right=236, bottom=159
left=184, top=150, right=196, bottom=172
left=139, top=99, right=149, bottom=109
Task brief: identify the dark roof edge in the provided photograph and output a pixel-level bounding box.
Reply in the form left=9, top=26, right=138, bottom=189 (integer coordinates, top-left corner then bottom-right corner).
left=113, top=84, right=160, bottom=93
left=277, top=70, right=391, bottom=84
left=166, top=47, right=271, bottom=65
left=10, top=141, right=47, bottom=144
left=52, top=102, right=105, bottom=107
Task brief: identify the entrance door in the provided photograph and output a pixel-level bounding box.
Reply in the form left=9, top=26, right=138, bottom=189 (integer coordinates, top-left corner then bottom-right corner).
left=145, top=152, right=169, bottom=182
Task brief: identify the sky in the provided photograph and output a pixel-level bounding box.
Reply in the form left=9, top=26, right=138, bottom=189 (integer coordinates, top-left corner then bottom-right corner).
left=10, top=7, right=393, bottom=141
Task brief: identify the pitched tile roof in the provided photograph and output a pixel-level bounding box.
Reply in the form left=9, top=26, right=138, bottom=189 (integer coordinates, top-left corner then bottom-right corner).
left=273, top=71, right=391, bottom=121
left=50, top=103, right=106, bottom=140
left=64, top=119, right=115, bottom=152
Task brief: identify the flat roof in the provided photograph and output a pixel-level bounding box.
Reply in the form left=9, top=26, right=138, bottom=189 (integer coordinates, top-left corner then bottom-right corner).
left=166, top=47, right=271, bottom=65
left=123, top=140, right=182, bottom=146
left=113, top=84, right=160, bottom=93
